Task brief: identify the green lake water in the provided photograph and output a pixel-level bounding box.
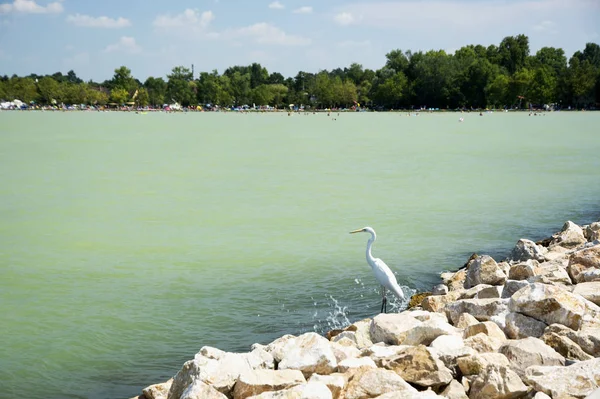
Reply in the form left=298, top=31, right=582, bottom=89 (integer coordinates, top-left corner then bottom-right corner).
left=0, top=111, right=599, bottom=399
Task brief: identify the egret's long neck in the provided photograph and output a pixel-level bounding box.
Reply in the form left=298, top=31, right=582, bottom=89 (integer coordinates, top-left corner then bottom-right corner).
left=366, top=232, right=376, bottom=265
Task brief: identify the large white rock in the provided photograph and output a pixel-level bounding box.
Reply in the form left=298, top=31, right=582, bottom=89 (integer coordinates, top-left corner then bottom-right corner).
left=504, top=312, right=547, bottom=339
left=370, top=314, right=422, bottom=345
left=337, top=357, right=376, bottom=373
left=573, top=281, right=600, bottom=305
left=584, top=222, right=600, bottom=241
left=457, top=353, right=510, bottom=376
left=343, top=367, right=418, bottom=399
left=540, top=331, right=593, bottom=361
left=454, top=313, right=479, bottom=329
left=508, top=260, right=541, bottom=281
left=508, top=283, right=588, bottom=330
left=373, top=391, right=442, bottom=398
left=463, top=333, right=503, bottom=353
left=465, top=255, right=507, bottom=288
left=345, top=319, right=374, bottom=349
left=460, top=284, right=493, bottom=299
left=402, top=318, right=461, bottom=346
left=527, top=260, right=572, bottom=285
left=329, top=341, right=360, bottom=363
left=232, top=369, right=306, bottom=399
left=401, top=309, right=448, bottom=323
left=498, top=337, right=565, bottom=379
left=524, top=357, right=600, bottom=398
left=262, top=335, right=297, bottom=363
left=469, top=364, right=529, bottom=399
left=509, top=239, right=547, bottom=263
left=168, top=347, right=275, bottom=398
left=308, top=374, right=346, bottom=399
left=180, top=380, right=228, bottom=399
left=278, top=333, right=338, bottom=378
left=362, top=344, right=412, bottom=367
left=567, top=245, right=600, bottom=283
left=143, top=379, right=172, bottom=399
left=463, top=321, right=507, bottom=342
left=429, top=334, right=476, bottom=370
left=475, top=286, right=503, bottom=299
left=382, top=345, right=453, bottom=388
left=247, top=381, right=332, bottom=399
left=445, top=298, right=509, bottom=325
left=440, top=379, right=468, bottom=399
left=550, top=221, right=586, bottom=249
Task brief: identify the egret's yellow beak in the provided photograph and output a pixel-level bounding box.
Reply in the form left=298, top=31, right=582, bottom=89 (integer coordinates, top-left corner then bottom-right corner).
left=349, top=229, right=364, bottom=234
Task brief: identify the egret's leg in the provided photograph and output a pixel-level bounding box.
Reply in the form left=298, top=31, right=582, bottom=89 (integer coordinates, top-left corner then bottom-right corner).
left=381, top=287, right=387, bottom=314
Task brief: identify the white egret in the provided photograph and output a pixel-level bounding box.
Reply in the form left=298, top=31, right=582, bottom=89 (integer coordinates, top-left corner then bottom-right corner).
left=350, top=227, right=405, bottom=313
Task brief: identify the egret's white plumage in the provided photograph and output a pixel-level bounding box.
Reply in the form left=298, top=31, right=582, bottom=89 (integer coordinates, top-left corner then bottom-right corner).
left=350, top=226, right=405, bottom=313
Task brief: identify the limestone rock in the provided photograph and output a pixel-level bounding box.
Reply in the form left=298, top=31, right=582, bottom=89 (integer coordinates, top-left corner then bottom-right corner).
left=278, top=333, right=338, bottom=378
left=410, top=292, right=432, bottom=308
left=441, top=269, right=467, bottom=292
left=402, top=309, right=448, bottom=323
left=429, top=334, right=477, bottom=370
left=509, top=239, right=547, bottom=263
left=402, top=318, right=461, bottom=346
left=567, top=245, right=600, bottom=283
left=308, top=374, right=346, bottom=399
left=168, top=347, right=274, bottom=398
left=501, top=280, right=530, bottom=299
left=180, top=380, right=228, bottom=399
left=508, top=283, right=588, bottom=330
left=343, top=367, right=417, bottom=399
left=464, top=333, right=502, bottom=353
left=524, top=358, right=600, bottom=399
left=550, top=221, right=586, bottom=249
left=540, top=332, right=593, bottom=361
left=573, top=281, right=600, bottom=305
left=582, top=268, right=600, bottom=282
left=440, top=379, right=468, bottom=399
left=460, top=284, right=493, bottom=299
left=465, top=255, right=507, bottom=288
left=455, top=313, right=479, bottom=329
left=498, top=337, right=565, bottom=379
left=584, top=222, right=600, bottom=242
left=232, top=369, right=306, bottom=399
left=422, top=291, right=463, bottom=313
left=457, top=353, right=510, bottom=376
left=361, top=344, right=411, bottom=367
left=433, top=284, right=449, bottom=295
left=330, top=340, right=360, bottom=364
left=337, top=357, right=376, bottom=373
left=528, top=260, right=572, bottom=285
left=508, top=260, right=541, bottom=281
left=370, top=314, right=422, bottom=345
left=382, top=345, right=453, bottom=388
left=504, top=312, right=547, bottom=339
left=247, top=381, right=333, bottom=399
left=332, top=331, right=357, bottom=345
left=347, top=319, right=374, bottom=349
left=368, top=392, right=435, bottom=399
left=264, top=335, right=297, bottom=363
left=463, top=321, right=507, bottom=342
left=469, top=364, right=529, bottom=399
left=577, top=320, right=600, bottom=356
left=475, top=286, right=503, bottom=299
left=531, top=393, right=551, bottom=399
left=143, top=379, right=173, bottom=399
left=445, top=298, right=509, bottom=325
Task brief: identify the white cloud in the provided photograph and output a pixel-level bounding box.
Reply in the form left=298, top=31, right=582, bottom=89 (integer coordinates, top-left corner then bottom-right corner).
left=334, top=12, right=355, bottom=26
left=66, top=14, right=131, bottom=28
left=293, top=6, right=312, bottom=14
left=153, top=9, right=214, bottom=31
left=268, top=1, right=284, bottom=9
left=104, top=36, right=142, bottom=54
left=0, top=0, right=63, bottom=14
left=227, top=23, right=310, bottom=46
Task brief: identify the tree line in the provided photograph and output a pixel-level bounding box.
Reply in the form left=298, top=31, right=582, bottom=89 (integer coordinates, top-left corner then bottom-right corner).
left=1, top=35, right=599, bottom=109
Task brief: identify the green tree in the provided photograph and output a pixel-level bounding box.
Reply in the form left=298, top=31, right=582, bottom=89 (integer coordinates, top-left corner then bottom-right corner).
left=268, top=72, right=285, bottom=85
left=144, top=77, right=167, bottom=106
left=110, top=88, right=129, bottom=104
left=110, top=66, right=138, bottom=94
left=37, top=76, right=62, bottom=104
left=529, top=66, right=557, bottom=104
left=135, top=87, right=149, bottom=106
left=509, top=68, right=533, bottom=107
left=250, top=63, right=269, bottom=89
left=166, top=66, right=194, bottom=106
left=485, top=74, right=510, bottom=107
left=384, top=49, right=409, bottom=74
left=251, top=84, right=275, bottom=105
left=498, top=34, right=530, bottom=74
left=372, top=71, right=408, bottom=108
left=87, top=88, right=108, bottom=105
left=6, top=77, right=38, bottom=102
left=314, top=71, right=333, bottom=107
left=229, top=71, right=251, bottom=105
left=567, top=57, right=596, bottom=106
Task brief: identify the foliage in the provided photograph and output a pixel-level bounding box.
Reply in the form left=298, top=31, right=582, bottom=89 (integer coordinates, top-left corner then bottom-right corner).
left=2, top=35, right=599, bottom=109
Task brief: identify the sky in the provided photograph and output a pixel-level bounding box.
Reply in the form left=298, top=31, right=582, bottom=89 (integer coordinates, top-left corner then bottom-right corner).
left=0, top=0, right=598, bottom=82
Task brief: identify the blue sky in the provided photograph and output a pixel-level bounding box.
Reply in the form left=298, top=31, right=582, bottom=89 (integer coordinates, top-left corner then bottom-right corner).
left=0, top=0, right=598, bottom=82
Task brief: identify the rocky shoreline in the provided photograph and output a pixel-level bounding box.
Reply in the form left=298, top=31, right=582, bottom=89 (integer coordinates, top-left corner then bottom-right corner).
left=132, top=219, right=600, bottom=399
